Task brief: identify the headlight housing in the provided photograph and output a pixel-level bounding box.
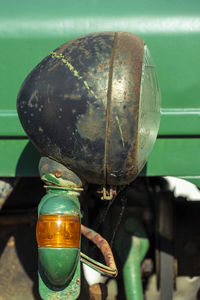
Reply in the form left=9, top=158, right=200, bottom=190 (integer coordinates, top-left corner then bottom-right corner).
left=17, top=32, right=161, bottom=185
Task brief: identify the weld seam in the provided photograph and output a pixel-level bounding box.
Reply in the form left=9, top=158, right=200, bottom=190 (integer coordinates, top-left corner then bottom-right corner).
left=104, top=32, right=118, bottom=184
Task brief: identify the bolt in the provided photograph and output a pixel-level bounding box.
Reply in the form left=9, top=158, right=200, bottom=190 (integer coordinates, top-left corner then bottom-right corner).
left=55, top=170, right=62, bottom=178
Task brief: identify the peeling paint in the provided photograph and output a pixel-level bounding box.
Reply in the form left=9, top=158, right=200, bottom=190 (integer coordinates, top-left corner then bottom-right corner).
left=115, top=115, right=125, bottom=148
left=51, top=51, right=97, bottom=98
left=28, top=90, right=38, bottom=107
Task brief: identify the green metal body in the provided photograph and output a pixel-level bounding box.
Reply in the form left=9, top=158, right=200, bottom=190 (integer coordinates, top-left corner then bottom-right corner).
left=39, top=248, right=79, bottom=286
left=1, top=0, right=200, bottom=185
left=38, top=187, right=81, bottom=300
left=115, top=218, right=149, bottom=300
left=39, top=261, right=80, bottom=300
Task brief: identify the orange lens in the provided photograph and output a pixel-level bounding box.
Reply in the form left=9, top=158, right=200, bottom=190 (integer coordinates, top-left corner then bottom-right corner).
left=36, top=215, right=81, bottom=248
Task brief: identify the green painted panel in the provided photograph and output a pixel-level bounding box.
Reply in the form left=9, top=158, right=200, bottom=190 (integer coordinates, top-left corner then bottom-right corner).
left=1, top=138, right=200, bottom=179
left=1, top=0, right=199, bottom=21
left=159, top=109, right=200, bottom=135
left=0, top=110, right=25, bottom=136
left=146, top=138, right=200, bottom=177
left=0, top=139, right=40, bottom=176
left=0, top=0, right=200, bottom=113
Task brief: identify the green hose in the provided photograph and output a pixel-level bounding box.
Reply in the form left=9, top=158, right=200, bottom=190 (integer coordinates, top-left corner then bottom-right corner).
left=116, top=218, right=149, bottom=300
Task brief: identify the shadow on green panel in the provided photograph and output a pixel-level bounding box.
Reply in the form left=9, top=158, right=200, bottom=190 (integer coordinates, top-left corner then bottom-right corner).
left=139, top=164, right=147, bottom=176
left=15, top=141, right=41, bottom=177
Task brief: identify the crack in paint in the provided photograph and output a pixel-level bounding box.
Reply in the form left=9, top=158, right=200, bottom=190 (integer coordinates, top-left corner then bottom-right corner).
left=116, top=116, right=125, bottom=148
left=104, top=32, right=118, bottom=183
left=28, top=90, right=38, bottom=107
left=51, top=52, right=97, bottom=98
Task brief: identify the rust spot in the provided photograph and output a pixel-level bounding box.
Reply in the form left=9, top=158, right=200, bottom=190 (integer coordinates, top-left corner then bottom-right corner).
left=56, top=40, right=74, bottom=54
left=98, top=64, right=104, bottom=70
left=64, top=94, right=80, bottom=100
left=55, top=170, right=62, bottom=178
left=124, top=90, right=127, bottom=102
left=48, top=62, right=60, bottom=72
left=81, top=225, right=118, bottom=276
left=89, top=283, right=108, bottom=300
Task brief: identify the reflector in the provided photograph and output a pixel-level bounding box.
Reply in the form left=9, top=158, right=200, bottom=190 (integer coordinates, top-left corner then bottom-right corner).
left=36, top=215, right=81, bottom=248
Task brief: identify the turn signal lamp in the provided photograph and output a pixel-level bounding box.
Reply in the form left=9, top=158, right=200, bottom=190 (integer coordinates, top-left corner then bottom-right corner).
left=36, top=215, right=81, bottom=248
left=36, top=191, right=81, bottom=297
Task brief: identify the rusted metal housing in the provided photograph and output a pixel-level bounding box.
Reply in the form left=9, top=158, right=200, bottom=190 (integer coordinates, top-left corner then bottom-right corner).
left=17, top=32, right=160, bottom=185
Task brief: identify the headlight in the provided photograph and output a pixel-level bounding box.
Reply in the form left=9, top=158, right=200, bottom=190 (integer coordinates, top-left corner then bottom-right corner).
left=17, top=32, right=161, bottom=185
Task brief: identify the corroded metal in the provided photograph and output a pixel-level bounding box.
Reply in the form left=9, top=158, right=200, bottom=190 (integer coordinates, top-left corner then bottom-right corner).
left=39, top=156, right=84, bottom=188
left=101, top=186, right=117, bottom=200
left=17, top=32, right=160, bottom=186
left=106, top=32, right=144, bottom=184
left=81, top=224, right=117, bottom=277
left=89, top=283, right=108, bottom=300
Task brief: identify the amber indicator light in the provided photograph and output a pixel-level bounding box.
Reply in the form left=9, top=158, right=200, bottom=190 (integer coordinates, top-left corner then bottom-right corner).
left=36, top=215, right=81, bottom=248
